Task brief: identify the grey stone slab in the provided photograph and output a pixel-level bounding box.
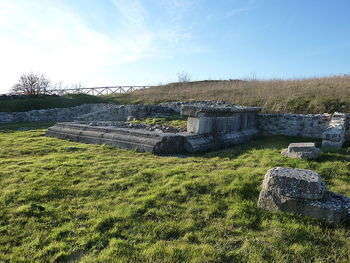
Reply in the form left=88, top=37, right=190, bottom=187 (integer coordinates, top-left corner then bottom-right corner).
left=46, top=123, right=184, bottom=155
left=281, top=142, right=321, bottom=160
left=260, top=167, right=326, bottom=200
left=182, top=128, right=259, bottom=153
left=181, top=105, right=261, bottom=118
left=258, top=167, right=350, bottom=224
left=187, top=117, right=213, bottom=134
left=288, top=142, right=316, bottom=152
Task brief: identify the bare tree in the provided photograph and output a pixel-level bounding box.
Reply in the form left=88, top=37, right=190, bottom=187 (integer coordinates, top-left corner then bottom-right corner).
left=177, top=71, right=191, bottom=83
left=12, top=73, right=50, bottom=95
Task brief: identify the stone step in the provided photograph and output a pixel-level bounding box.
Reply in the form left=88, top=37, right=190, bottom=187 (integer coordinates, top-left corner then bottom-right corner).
left=183, top=129, right=259, bottom=153
left=46, top=123, right=184, bottom=155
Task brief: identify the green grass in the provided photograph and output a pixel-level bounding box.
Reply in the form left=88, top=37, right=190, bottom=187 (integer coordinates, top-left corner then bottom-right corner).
left=0, top=123, right=349, bottom=262
left=130, top=115, right=187, bottom=129
left=0, top=94, right=109, bottom=112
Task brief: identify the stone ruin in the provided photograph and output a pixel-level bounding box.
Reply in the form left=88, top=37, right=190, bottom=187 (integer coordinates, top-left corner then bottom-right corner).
left=258, top=167, right=350, bottom=224
left=281, top=142, right=321, bottom=160
left=0, top=100, right=348, bottom=150
left=322, top=112, right=347, bottom=148
left=42, top=101, right=350, bottom=154
left=46, top=103, right=262, bottom=155
left=4, top=101, right=349, bottom=223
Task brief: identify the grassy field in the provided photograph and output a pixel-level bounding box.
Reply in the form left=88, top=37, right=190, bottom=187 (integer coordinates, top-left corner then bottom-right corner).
left=109, top=75, right=350, bottom=113
left=0, top=122, right=349, bottom=262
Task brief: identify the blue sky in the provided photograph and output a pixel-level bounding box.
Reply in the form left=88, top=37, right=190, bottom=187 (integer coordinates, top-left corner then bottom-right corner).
left=0, top=0, right=349, bottom=92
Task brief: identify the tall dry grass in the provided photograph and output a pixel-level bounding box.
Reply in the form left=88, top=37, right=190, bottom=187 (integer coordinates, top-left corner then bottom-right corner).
left=110, top=75, right=350, bottom=113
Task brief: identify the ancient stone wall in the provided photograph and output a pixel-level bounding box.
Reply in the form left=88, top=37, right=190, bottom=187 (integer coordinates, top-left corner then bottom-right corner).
left=1, top=102, right=350, bottom=145
left=75, top=105, right=176, bottom=122
left=0, top=104, right=113, bottom=123
left=258, top=113, right=332, bottom=139
left=346, top=114, right=350, bottom=141
left=0, top=104, right=177, bottom=124
left=159, top=101, right=234, bottom=113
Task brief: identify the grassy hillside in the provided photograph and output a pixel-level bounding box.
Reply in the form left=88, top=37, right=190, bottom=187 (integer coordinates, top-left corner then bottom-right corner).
left=2, top=75, right=350, bottom=114
left=109, top=75, right=350, bottom=113
left=0, top=94, right=108, bottom=112
left=0, top=123, right=349, bottom=262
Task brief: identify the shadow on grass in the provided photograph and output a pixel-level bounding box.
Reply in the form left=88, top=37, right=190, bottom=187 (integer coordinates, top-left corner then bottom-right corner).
left=197, top=135, right=322, bottom=160
left=0, top=122, right=54, bottom=133
left=317, top=151, right=350, bottom=162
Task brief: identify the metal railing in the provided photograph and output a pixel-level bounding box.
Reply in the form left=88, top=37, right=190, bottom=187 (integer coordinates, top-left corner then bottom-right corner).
left=46, top=86, right=151, bottom=96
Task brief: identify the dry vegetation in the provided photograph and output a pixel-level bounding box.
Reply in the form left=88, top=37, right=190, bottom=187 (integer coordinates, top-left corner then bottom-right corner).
left=110, top=75, right=350, bottom=113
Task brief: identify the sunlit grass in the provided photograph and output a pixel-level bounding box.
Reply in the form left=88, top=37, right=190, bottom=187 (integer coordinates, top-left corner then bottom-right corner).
left=0, top=122, right=349, bottom=262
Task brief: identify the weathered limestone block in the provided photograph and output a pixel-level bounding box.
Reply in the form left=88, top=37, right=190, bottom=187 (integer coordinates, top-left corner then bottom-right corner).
left=259, top=167, right=326, bottom=200
left=187, top=117, right=213, bottom=134
left=187, top=115, right=254, bottom=135
left=181, top=105, right=261, bottom=118
left=183, top=134, right=216, bottom=153
left=183, top=129, right=259, bottom=153
left=258, top=167, right=350, bottom=224
left=182, top=104, right=261, bottom=151
left=46, top=123, right=184, bottom=155
left=322, top=112, right=347, bottom=148
left=281, top=142, right=321, bottom=160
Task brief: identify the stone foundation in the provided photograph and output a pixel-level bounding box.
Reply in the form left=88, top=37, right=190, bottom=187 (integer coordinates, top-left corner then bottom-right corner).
left=46, top=122, right=185, bottom=155
left=45, top=104, right=262, bottom=154
left=2, top=101, right=349, bottom=152
left=258, top=112, right=349, bottom=147
left=183, top=129, right=259, bottom=153
left=181, top=105, right=261, bottom=153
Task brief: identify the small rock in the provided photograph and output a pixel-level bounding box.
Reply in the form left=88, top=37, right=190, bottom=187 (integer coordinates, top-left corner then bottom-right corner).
left=281, top=142, right=321, bottom=160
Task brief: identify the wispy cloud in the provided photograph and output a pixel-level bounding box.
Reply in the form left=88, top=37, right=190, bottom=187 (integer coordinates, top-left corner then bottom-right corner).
left=0, top=0, right=206, bottom=92
left=225, top=7, right=256, bottom=18
left=111, top=0, right=203, bottom=56
left=0, top=0, right=159, bottom=91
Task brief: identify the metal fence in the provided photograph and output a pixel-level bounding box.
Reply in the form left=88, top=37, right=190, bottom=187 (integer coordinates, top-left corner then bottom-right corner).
left=46, top=86, right=151, bottom=96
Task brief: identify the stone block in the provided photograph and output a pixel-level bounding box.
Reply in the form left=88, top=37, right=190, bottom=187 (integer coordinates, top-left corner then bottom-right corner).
left=181, top=105, right=261, bottom=118
left=46, top=123, right=184, bottom=155
left=183, top=128, right=259, bottom=153
left=187, top=117, right=213, bottom=134
left=288, top=142, right=316, bottom=152
left=321, top=112, right=346, bottom=149
left=281, top=142, right=321, bottom=160
left=258, top=167, right=350, bottom=224
left=259, top=167, right=325, bottom=200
